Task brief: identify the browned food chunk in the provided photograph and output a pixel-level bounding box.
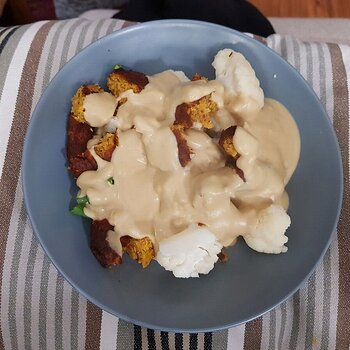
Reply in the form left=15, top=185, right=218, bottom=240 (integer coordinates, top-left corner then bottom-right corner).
left=120, top=236, right=155, bottom=268
left=67, top=113, right=97, bottom=178
left=170, top=124, right=191, bottom=167
left=68, top=150, right=97, bottom=178
left=107, top=68, right=149, bottom=97
left=71, top=84, right=104, bottom=123
left=90, top=219, right=122, bottom=268
left=175, top=94, right=218, bottom=129
left=191, top=73, right=208, bottom=82
left=218, top=250, right=229, bottom=263
left=218, top=126, right=239, bottom=160
left=67, top=113, right=94, bottom=158
left=94, top=133, right=119, bottom=161
left=218, top=126, right=245, bottom=181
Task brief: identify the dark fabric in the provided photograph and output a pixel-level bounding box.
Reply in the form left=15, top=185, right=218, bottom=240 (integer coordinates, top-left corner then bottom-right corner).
left=114, top=0, right=275, bottom=37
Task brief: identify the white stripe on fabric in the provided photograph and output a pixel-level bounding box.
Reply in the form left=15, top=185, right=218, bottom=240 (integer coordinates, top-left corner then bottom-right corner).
left=182, top=333, right=190, bottom=350
left=227, top=324, right=245, bottom=350
left=168, top=333, right=175, bottom=349
left=82, top=20, right=103, bottom=49
left=298, top=42, right=308, bottom=81
left=322, top=44, right=334, bottom=121
left=0, top=21, right=46, bottom=176
left=311, top=43, right=321, bottom=98
left=100, top=311, right=119, bottom=350
left=0, top=180, right=25, bottom=349
left=340, top=44, right=350, bottom=148
left=66, top=20, right=89, bottom=62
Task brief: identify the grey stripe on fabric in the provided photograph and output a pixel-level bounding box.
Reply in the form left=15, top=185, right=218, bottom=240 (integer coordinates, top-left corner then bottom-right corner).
left=106, top=19, right=120, bottom=36
left=54, top=275, right=65, bottom=350
left=321, top=249, right=332, bottom=350
left=293, top=39, right=301, bottom=72
left=70, top=289, right=80, bottom=350
left=328, top=43, right=350, bottom=350
left=0, top=26, right=10, bottom=38
left=91, top=19, right=106, bottom=42
left=59, top=18, right=86, bottom=68
left=115, top=320, right=134, bottom=350
left=38, top=255, right=51, bottom=350
left=8, top=203, right=27, bottom=350
left=211, top=329, right=227, bottom=350
left=305, top=273, right=317, bottom=349
left=280, top=37, right=288, bottom=60
left=289, top=292, right=300, bottom=350
left=268, top=310, right=276, bottom=350
left=75, top=21, right=92, bottom=54
left=277, top=303, right=287, bottom=350
left=0, top=26, right=19, bottom=55
left=0, top=25, right=28, bottom=98
left=41, top=20, right=68, bottom=88
left=23, top=237, right=39, bottom=350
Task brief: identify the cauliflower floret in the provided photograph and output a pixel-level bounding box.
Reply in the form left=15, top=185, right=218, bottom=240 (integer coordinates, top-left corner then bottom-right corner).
left=156, top=225, right=223, bottom=278
left=244, top=205, right=290, bottom=254
left=212, top=48, right=264, bottom=117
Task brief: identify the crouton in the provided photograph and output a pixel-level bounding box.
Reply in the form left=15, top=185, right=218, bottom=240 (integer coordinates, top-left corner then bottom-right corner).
left=67, top=113, right=94, bottom=159
left=218, top=126, right=245, bottom=181
left=218, top=126, right=239, bottom=159
left=68, top=150, right=97, bottom=178
left=120, top=235, right=155, bottom=268
left=94, top=133, right=118, bottom=161
left=170, top=124, right=191, bottom=167
left=175, top=94, right=218, bottom=129
left=90, top=219, right=122, bottom=268
left=71, top=84, right=104, bottom=123
left=107, top=68, right=149, bottom=97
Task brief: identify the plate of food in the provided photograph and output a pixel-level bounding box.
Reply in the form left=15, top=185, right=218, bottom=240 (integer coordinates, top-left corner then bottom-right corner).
left=22, top=20, right=342, bottom=332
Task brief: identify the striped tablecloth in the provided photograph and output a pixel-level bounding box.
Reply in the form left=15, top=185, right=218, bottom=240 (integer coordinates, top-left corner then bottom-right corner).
left=0, top=18, right=348, bottom=350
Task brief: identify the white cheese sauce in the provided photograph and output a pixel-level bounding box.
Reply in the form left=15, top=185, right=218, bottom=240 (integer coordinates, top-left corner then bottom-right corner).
left=77, top=69, right=300, bottom=252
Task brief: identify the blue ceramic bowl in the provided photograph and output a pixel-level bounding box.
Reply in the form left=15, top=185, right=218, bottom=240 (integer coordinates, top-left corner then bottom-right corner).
left=22, top=20, right=343, bottom=332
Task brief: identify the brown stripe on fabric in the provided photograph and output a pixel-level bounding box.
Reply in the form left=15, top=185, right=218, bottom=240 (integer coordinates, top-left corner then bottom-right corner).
left=0, top=21, right=55, bottom=350
left=243, top=317, right=263, bottom=349
left=84, top=301, right=102, bottom=350
left=121, top=20, right=137, bottom=29
left=328, top=43, right=350, bottom=350
left=253, top=34, right=267, bottom=45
